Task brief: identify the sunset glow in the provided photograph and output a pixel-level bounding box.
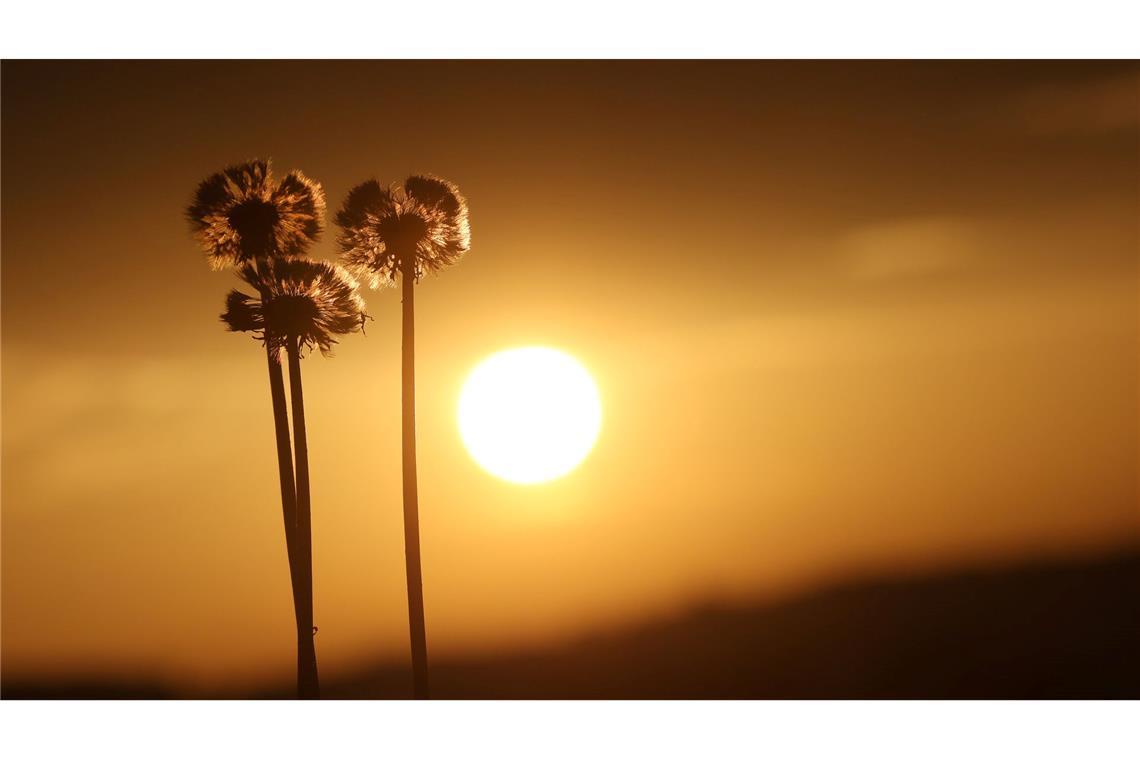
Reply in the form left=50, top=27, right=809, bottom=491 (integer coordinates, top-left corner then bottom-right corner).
left=2, top=60, right=1136, bottom=702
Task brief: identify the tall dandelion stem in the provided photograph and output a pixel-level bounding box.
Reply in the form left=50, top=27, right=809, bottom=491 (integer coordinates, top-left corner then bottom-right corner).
left=266, top=344, right=304, bottom=642
left=401, top=258, right=430, bottom=699
left=286, top=334, right=321, bottom=699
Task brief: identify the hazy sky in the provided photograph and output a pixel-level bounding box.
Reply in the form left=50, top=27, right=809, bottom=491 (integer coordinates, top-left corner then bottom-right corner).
left=2, top=61, right=1136, bottom=691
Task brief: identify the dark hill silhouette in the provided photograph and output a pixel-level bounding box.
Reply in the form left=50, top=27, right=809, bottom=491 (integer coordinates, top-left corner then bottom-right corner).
left=313, top=548, right=1139, bottom=699
left=5, top=548, right=1137, bottom=699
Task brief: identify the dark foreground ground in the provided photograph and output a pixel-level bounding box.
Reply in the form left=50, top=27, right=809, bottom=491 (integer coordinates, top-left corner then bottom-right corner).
left=6, top=549, right=1138, bottom=699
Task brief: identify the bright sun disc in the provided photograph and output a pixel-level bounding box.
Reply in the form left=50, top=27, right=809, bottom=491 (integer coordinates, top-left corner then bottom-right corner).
left=458, top=347, right=602, bottom=485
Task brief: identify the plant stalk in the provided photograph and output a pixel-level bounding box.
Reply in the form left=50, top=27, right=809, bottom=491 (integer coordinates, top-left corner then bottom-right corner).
left=286, top=335, right=321, bottom=699
left=401, top=260, right=430, bottom=699
left=253, top=258, right=306, bottom=700
left=265, top=344, right=307, bottom=697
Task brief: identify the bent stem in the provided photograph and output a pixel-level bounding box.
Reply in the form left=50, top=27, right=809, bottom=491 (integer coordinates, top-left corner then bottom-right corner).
left=286, top=334, right=321, bottom=699
left=401, top=259, right=430, bottom=699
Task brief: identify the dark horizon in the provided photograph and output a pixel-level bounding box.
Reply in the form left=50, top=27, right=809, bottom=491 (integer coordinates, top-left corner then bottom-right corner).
left=6, top=546, right=1137, bottom=699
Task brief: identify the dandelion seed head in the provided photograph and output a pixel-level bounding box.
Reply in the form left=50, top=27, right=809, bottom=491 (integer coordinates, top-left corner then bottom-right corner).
left=335, top=174, right=470, bottom=288
left=221, top=258, right=367, bottom=357
left=188, top=159, right=326, bottom=269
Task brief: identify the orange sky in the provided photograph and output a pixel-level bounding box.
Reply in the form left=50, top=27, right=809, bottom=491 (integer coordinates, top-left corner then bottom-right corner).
left=2, top=61, right=1137, bottom=692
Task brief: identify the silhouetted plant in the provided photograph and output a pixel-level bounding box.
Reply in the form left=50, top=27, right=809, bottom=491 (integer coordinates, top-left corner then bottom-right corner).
left=186, top=159, right=329, bottom=698
left=222, top=258, right=366, bottom=698
left=335, top=175, right=471, bottom=699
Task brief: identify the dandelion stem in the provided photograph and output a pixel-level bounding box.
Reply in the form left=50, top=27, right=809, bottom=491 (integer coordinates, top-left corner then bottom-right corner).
left=266, top=344, right=306, bottom=696
left=402, top=259, right=430, bottom=699
left=286, top=334, right=320, bottom=699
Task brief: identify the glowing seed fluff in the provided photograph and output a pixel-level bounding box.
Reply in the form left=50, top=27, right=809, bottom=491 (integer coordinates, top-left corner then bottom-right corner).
left=187, top=159, right=326, bottom=269
left=221, top=258, right=367, bottom=356
left=334, top=174, right=471, bottom=287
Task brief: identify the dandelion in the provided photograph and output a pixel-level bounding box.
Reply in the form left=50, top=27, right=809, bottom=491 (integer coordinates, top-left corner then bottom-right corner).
left=187, top=160, right=334, bottom=699
left=335, top=174, right=471, bottom=699
left=187, top=159, right=325, bottom=269
left=223, top=258, right=368, bottom=357
left=336, top=175, right=470, bottom=287
left=222, top=258, right=366, bottom=696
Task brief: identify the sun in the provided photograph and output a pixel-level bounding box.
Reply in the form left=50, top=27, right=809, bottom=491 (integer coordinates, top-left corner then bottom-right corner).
left=458, top=346, right=602, bottom=485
